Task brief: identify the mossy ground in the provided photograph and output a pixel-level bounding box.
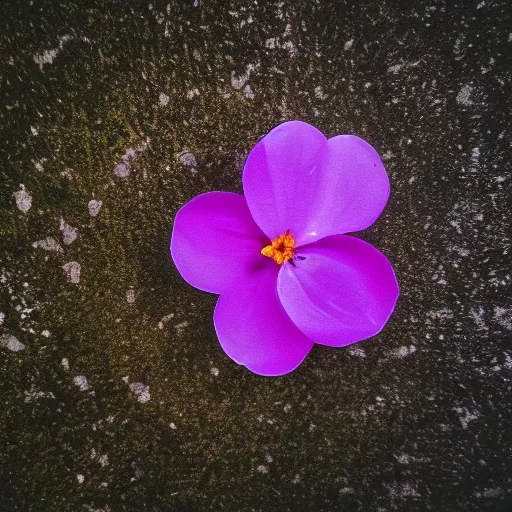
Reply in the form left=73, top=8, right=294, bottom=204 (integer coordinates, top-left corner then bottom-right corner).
left=1, top=1, right=511, bottom=511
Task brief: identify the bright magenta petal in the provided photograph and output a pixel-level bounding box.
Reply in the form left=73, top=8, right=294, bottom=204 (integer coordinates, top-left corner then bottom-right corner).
left=319, top=135, right=390, bottom=235
left=214, top=264, right=314, bottom=376
left=277, top=235, right=399, bottom=347
left=242, top=120, right=328, bottom=245
left=243, top=122, right=389, bottom=245
left=170, top=192, right=268, bottom=294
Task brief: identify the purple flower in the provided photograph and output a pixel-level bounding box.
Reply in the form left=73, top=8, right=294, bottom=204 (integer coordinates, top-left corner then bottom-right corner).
left=170, top=121, right=399, bottom=376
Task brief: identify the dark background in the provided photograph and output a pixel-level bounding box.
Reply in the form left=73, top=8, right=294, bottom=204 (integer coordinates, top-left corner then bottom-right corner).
left=1, top=1, right=511, bottom=510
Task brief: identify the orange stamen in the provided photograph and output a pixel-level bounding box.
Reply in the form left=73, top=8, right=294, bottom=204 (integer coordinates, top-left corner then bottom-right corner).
left=261, top=230, right=295, bottom=265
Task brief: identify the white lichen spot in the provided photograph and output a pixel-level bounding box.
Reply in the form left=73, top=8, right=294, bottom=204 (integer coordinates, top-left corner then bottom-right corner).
left=395, top=453, right=411, bottom=464
left=0, top=312, right=4, bottom=325
left=1, top=334, right=26, bottom=352
left=470, top=147, right=480, bottom=171
left=126, top=288, right=136, bottom=304
left=174, top=321, right=189, bottom=333
left=256, top=465, right=268, bottom=474
left=59, top=34, right=73, bottom=46
left=314, top=86, right=328, bottom=100
left=243, top=84, right=255, bottom=99
left=33, top=48, right=59, bottom=70
left=281, top=40, right=297, bottom=54
left=60, top=218, right=78, bottom=245
left=77, top=474, right=85, bottom=484
left=129, top=382, right=150, bottom=403
left=114, top=161, right=130, bottom=178
left=494, top=307, right=512, bottom=330
left=178, top=151, right=197, bottom=170
left=73, top=375, right=90, bottom=391
left=88, top=199, right=103, bottom=217
left=159, top=92, right=170, bottom=106
left=470, top=307, right=487, bottom=330
left=210, top=367, right=219, bottom=377
left=347, top=346, right=366, bottom=357
left=231, top=74, right=246, bottom=90
left=456, top=84, right=474, bottom=106
left=98, top=454, right=109, bottom=467
left=63, top=262, right=81, bottom=284
left=158, top=313, right=174, bottom=329
left=454, top=407, right=479, bottom=429
left=42, top=330, right=50, bottom=337
left=230, top=63, right=256, bottom=90
left=390, top=483, right=421, bottom=497
left=34, top=159, right=46, bottom=172
left=62, top=358, right=70, bottom=371
left=396, top=453, right=430, bottom=464
left=169, top=422, right=177, bottom=430
left=427, top=308, right=453, bottom=322
left=265, top=37, right=276, bottom=49
left=344, top=39, right=354, bottom=50
left=453, top=36, right=466, bottom=59
left=14, top=186, right=32, bottom=213
left=24, top=385, right=55, bottom=402
left=33, top=237, right=64, bottom=253
left=387, top=63, right=403, bottom=74
left=479, top=488, right=504, bottom=499
left=186, top=88, right=200, bottom=99
left=389, top=345, right=416, bottom=358
left=33, top=36, right=72, bottom=70
left=114, top=142, right=148, bottom=178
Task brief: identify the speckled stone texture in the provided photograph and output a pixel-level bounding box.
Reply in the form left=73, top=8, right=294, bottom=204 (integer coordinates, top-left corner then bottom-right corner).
left=1, top=1, right=511, bottom=511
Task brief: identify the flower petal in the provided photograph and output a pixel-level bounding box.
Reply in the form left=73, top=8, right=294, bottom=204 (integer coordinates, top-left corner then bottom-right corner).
left=242, top=120, right=328, bottom=245
left=243, top=121, right=389, bottom=245
left=317, top=135, right=390, bottom=235
left=277, top=235, right=399, bottom=347
left=170, top=192, right=268, bottom=294
left=214, top=264, right=314, bottom=376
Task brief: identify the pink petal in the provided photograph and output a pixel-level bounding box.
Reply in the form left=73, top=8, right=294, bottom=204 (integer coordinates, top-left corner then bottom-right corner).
left=277, top=235, right=399, bottom=347
left=243, top=121, right=389, bottom=246
left=319, top=135, right=390, bottom=235
left=214, top=264, right=314, bottom=376
left=170, top=192, right=268, bottom=294
left=242, top=121, right=328, bottom=245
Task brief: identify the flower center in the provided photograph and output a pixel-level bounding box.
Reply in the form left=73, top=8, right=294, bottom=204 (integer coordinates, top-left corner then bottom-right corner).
left=261, top=230, right=295, bottom=265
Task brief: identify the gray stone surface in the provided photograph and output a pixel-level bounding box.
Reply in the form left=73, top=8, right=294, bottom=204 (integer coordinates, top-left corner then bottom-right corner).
left=0, top=1, right=511, bottom=511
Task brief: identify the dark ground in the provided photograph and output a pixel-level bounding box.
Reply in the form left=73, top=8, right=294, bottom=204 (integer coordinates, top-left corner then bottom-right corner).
left=1, top=1, right=511, bottom=511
